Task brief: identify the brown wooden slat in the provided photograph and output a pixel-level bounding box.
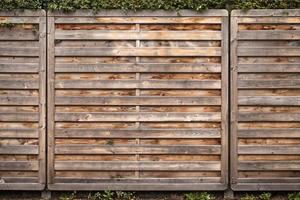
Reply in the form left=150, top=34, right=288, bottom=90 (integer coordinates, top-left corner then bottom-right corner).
left=54, top=47, right=221, bottom=57
left=55, top=96, right=221, bottom=106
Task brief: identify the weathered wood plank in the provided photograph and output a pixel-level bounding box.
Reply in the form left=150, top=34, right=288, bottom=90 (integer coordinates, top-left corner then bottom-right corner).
left=238, top=96, right=300, bottom=106
left=54, top=17, right=222, bottom=24
left=55, top=112, right=221, bottom=122
left=55, top=96, right=221, bottom=106
left=239, top=145, right=300, bottom=155
left=0, top=97, right=38, bottom=105
left=238, top=30, right=300, bottom=40
left=55, top=80, right=221, bottom=89
left=55, top=129, right=221, bottom=139
left=0, top=129, right=38, bottom=138
left=54, top=161, right=221, bottom=171
left=238, top=113, right=300, bottom=122
left=0, top=161, right=38, bottom=171
left=0, top=63, right=39, bottom=73
left=55, top=30, right=222, bottom=40
left=238, top=161, right=300, bottom=171
left=238, top=64, right=300, bottom=73
left=0, top=145, right=38, bottom=154
left=237, top=47, right=300, bottom=56
left=0, top=113, right=38, bottom=122
left=0, top=30, right=39, bottom=41
left=55, top=63, right=221, bottom=73
left=237, top=17, right=300, bottom=24
left=54, top=47, right=221, bottom=57
left=55, top=145, right=221, bottom=155
left=0, top=48, right=39, bottom=57
left=238, top=129, right=300, bottom=138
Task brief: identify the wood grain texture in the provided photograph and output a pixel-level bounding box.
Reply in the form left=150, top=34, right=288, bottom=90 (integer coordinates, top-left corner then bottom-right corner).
left=48, top=10, right=228, bottom=191
left=0, top=10, right=46, bottom=190
left=231, top=9, right=300, bottom=191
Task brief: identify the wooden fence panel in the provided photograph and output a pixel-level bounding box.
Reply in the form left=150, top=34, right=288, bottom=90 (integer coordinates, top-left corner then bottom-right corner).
left=47, top=10, right=228, bottom=191
left=231, top=9, right=300, bottom=191
left=0, top=10, right=46, bottom=190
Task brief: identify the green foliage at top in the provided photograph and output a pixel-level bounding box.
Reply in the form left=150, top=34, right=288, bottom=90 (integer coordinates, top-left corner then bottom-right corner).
left=231, top=0, right=300, bottom=9
left=0, top=0, right=299, bottom=11
left=47, top=0, right=227, bottom=12
left=0, top=0, right=42, bottom=10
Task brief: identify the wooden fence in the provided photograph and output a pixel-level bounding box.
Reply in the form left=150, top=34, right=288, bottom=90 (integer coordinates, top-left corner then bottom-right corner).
left=47, top=10, right=229, bottom=191
left=0, top=9, right=299, bottom=191
left=231, top=9, right=300, bottom=191
left=0, top=10, right=46, bottom=190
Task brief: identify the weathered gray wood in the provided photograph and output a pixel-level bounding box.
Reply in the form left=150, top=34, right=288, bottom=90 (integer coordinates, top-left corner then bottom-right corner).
left=54, top=17, right=222, bottom=24
left=238, top=113, right=300, bottom=122
left=55, top=112, right=221, bottom=122
left=238, top=64, right=300, bottom=73
left=237, top=47, right=300, bottom=56
left=55, top=80, right=221, bottom=89
left=55, top=161, right=221, bottom=171
left=0, top=113, right=38, bottom=121
left=0, top=97, right=38, bottom=105
left=238, top=30, right=300, bottom=40
left=0, top=63, right=39, bottom=73
left=0, top=129, right=38, bottom=138
left=0, top=47, right=39, bottom=56
left=238, top=161, right=300, bottom=171
left=55, top=63, right=222, bottom=73
left=55, top=30, right=222, bottom=40
left=238, top=96, right=300, bottom=106
left=0, top=161, right=39, bottom=171
left=55, top=47, right=221, bottom=57
left=0, top=145, right=38, bottom=154
left=238, top=129, right=300, bottom=138
left=55, top=96, right=221, bottom=105
left=239, top=145, right=300, bottom=155
left=55, top=128, right=221, bottom=138
left=55, top=145, right=221, bottom=155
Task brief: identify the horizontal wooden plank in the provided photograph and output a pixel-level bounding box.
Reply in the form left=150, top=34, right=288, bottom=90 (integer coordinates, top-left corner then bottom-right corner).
left=55, top=63, right=221, bottom=73
left=55, top=161, right=221, bottom=171
left=0, top=177, right=39, bottom=183
left=0, top=80, right=38, bottom=89
left=0, top=30, right=39, bottom=41
left=0, top=161, right=38, bottom=171
left=237, top=17, right=300, bottom=24
left=238, top=129, right=300, bottom=138
left=55, top=80, right=221, bottom=89
left=237, top=178, right=300, bottom=184
left=238, top=96, right=300, bottom=106
left=55, top=145, right=221, bottom=155
left=0, top=145, right=38, bottom=154
left=0, top=97, right=38, bottom=105
left=237, top=47, right=300, bottom=56
left=0, top=113, right=38, bottom=122
left=49, top=9, right=228, bottom=17
left=0, top=17, right=39, bottom=24
left=238, top=64, right=300, bottom=73
left=238, top=161, right=300, bottom=171
left=54, top=17, right=222, bottom=24
left=0, top=63, right=39, bottom=73
left=55, top=96, right=221, bottom=105
left=55, top=30, right=222, bottom=40
left=54, top=177, right=222, bottom=184
left=55, top=112, right=221, bottom=122
left=239, top=145, right=300, bottom=155
left=0, top=48, right=39, bottom=57
left=54, top=47, right=221, bottom=57
left=238, top=79, right=300, bottom=89
left=238, top=30, right=300, bottom=40
left=0, top=129, right=38, bottom=138
left=238, top=113, right=300, bottom=122
left=48, top=182, right=227, bottom=191
left=55, top=128, right=221, bottom=139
